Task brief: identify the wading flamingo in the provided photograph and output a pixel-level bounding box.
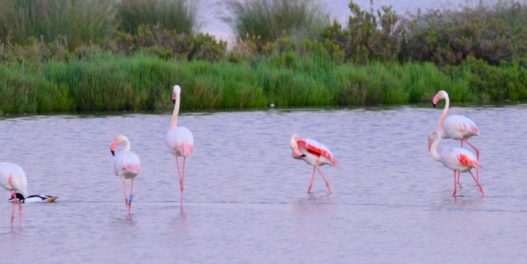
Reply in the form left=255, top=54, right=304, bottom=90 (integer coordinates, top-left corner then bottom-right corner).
left=432, top=90, right=480, bottom=157
left=0, top=162, right=27, bottom=225
left=110, top=135, right=141, bottom=216
left=290, top=134, right=337, bottom=193
left=433, top=90, right=481, bottom=183
left=428, top=131, right=484, bottom=197
left=166, top=85, right=194, bottom=208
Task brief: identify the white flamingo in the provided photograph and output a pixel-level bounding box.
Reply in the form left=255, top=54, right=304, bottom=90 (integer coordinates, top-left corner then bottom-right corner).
left=433, top=90, right=481, bottom=183
left=290, top=134, right=338, bottom=193
left=433, top=90, right=480, bottom=156
left=0, top=162, right=27, bottom=225
left=166, top=85, right=194, bottom=208
left=428, top=131, right=484, bottom=197
left=110, top=135, right=141, bottom=216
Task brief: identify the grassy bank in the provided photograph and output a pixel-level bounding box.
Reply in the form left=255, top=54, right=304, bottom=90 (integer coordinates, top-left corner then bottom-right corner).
left=1, top=52, right=526, bottom=114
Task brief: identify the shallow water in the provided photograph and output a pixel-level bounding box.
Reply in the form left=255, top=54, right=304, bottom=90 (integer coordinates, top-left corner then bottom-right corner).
left=1, top=106, right=527, bottom=263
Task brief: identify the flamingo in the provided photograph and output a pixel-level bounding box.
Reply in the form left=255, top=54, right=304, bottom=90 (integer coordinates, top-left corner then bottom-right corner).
left=166, top=85, right=194, bottom=208
left=432, top=90, right=480, bottom=157
left=0, top=162, right=27, bottom=225
left=433, top=90, right=481, bottom=183
left=428, top=131, right=484, bottom=197
left=110, top=135, right=141, bottom=216
left=289, top=134, right=338, bottom=193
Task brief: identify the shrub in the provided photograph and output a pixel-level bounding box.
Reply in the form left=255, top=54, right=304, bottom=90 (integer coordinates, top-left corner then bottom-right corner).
left=227, top=0, right=329, bottom=48
left=0, top=0, right=117, bottom=49
left=118, top=0, right=197, bottom=34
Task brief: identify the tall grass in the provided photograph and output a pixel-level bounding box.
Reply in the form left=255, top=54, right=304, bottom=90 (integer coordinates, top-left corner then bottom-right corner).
left=1, top=52, right=526, bottom=114
left=118, top=0, right=197, bottom=34
left=0, top=0, right=117, bottom=48
left=226, top=0, right=329, bottom=44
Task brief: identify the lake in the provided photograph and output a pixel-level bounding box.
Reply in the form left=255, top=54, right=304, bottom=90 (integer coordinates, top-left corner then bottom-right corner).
left=1, top=106, right=527, bottom=263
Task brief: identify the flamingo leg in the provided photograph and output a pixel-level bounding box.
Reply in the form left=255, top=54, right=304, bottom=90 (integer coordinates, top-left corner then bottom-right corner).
left=468, top=170, right=484, bottom=197
left=452, top=171, right=458, bottom=197
left=307, top=167, right=316, bottom=193
left=175, top=155, right=183, bottom=207
left=10, top=191, right=16, bottom=226
left=128, top=178, right=135, bottom=216
left=180, top=157, right=186, bottom=208
left=317, top=167, right=333, bottom=193
left=18, top=198, right=22, bottom=225
left=462, top=139, right=480, bottom=186
left=122, top=179, right=129, bottom=215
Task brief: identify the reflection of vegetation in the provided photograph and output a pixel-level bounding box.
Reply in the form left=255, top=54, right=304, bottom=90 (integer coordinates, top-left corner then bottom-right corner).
left=0, top=0, right=527, bottom=114
left=1, top=52, right=526, bottom=114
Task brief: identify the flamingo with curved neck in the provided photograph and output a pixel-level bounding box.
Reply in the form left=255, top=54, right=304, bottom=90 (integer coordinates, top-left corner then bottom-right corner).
left=433, top=90, right=481, bottom=183
left=0, top=162, right=27, bottom=225
left=428, top=131, right=483, bottom=197
left=166, top=85, right=194, bottom=208
left=110, top=135, right=141, bottom=216
left=290, top=134, right=337, bottom=193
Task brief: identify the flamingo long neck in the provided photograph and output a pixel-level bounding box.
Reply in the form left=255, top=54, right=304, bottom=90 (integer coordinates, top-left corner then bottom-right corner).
left=438, top=93, right=449, bottom=134
left=122, top=138, right=131, bottom=151
left=171, top=94, right=181, bottom=128
left=430, top=137, right=442, bottom=162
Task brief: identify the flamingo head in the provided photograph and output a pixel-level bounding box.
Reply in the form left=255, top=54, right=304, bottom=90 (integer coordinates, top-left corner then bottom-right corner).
left=432, top=90, right=448, bottom=107
left=290, top=134, right=304, bottom=158
left=172, top=85, right=181, bottom=104
left=8, top=193, right=25, bottom=203
left=428, top=131, right=441, bottom=151
left=110, top=135, right=128, bottom=156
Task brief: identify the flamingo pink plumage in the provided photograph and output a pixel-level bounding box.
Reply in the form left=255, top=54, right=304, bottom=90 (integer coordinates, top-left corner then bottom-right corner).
left=166, top=85, right=194, bottom=208
left=0, top=162, right=27, bottom=225
left=428, top=131, right=484, bottom=197
left=110, top=135, right=141, bottom=216
left=290, top=134, right=337, bottom=193
left=433, top=90, right=481, bottom=182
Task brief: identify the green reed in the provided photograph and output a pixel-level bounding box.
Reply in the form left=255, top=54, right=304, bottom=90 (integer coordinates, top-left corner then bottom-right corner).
left=0, top=52, right=526, bottom=115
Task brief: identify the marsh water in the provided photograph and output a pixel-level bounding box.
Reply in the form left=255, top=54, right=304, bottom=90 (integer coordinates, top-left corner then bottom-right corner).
left=1, top=106, right=527, bottom=263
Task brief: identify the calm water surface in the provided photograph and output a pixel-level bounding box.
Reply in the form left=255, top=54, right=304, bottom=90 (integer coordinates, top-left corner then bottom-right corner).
left=1, top=106, right=527, bottom=263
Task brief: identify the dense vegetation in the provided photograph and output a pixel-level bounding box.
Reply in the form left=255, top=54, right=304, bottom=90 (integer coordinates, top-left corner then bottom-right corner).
left=0, top=0, right=526, bottom=114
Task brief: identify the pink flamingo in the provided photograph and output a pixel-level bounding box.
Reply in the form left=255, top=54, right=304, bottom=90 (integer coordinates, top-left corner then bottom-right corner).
left=433, top=90, right=480, bottom=183
left=0, top=162, right=27, bottom=225
left=428, top=131, right=484, bottom=197
left=110, top=135, right=141, bottom=216
left=166, top=85, right=194, bottom=208
left=433, top=90, right=480, bottom=157
left=289, top=134, right=337, bottom=193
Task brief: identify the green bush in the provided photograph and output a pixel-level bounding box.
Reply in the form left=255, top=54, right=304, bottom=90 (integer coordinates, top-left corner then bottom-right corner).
left=400, top=2, right=527, bottom=65
left=227, top=0, right=329, bottom=48
left=0, top=0, right=117, bottom=49
left=118, top=0, right=196, bottom=34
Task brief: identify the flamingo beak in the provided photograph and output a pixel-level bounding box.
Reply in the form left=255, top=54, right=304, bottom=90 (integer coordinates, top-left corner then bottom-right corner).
left=110, top=142, right=117, bottom=156
left=172, top=94, right=177, bottom=104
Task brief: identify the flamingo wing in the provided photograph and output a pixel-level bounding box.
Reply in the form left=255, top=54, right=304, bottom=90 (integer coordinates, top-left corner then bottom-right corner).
left=297, top=138, right=338, bottom=166
left=457, top=151, right=480, bottom=168
left=444, top=115, right=479, bottom=138
left=114, top=151, right=141, bottom=176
